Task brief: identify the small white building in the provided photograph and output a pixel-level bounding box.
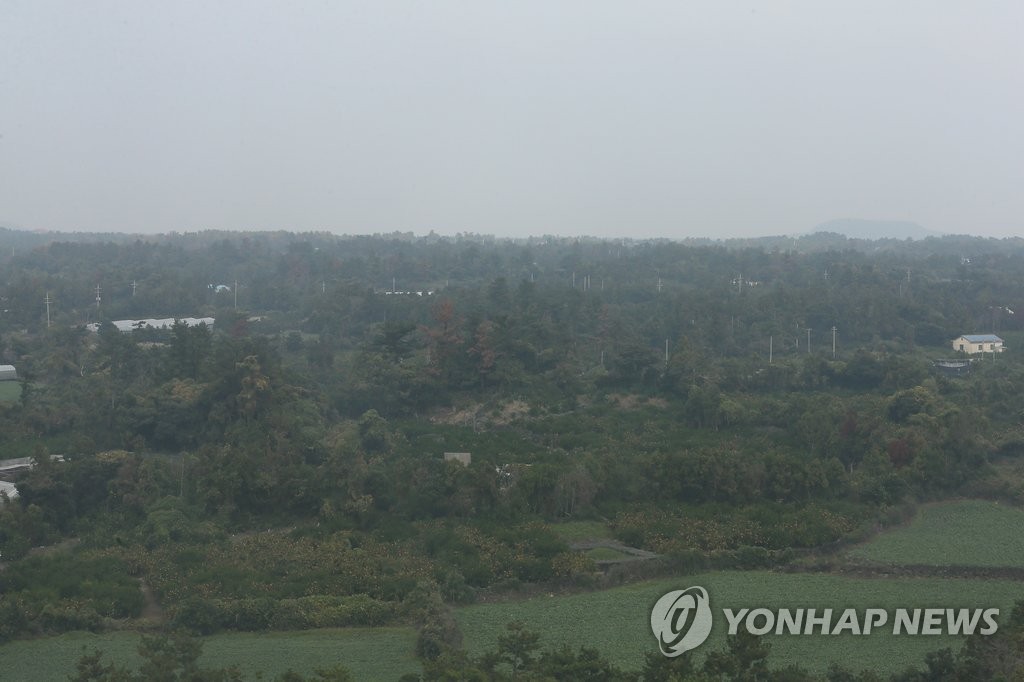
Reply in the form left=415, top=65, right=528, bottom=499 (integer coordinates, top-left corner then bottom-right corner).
left=0, top=365, right=16, bottom=381
left=952, top=334, right=1005, bottom=354
left=444, top=452, right=472, bottom=466
left=86, top=317, right=215, bottom=333
left=0, top=480, right=18, bottom=501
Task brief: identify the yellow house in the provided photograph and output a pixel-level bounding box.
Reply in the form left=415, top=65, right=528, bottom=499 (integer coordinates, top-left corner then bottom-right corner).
left=952, top=334, right=1005, bottom=354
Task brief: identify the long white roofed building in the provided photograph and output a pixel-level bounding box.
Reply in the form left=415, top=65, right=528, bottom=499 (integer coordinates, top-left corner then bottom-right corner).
left=86, top=317, right=214, bottom=333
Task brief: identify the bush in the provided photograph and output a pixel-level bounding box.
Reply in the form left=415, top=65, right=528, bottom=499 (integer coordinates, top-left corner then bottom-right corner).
left=732, top=545, right=772, bottom=569
left=415, top=609, right=462, bottom=661
left=172, top=596, right=224, bottom=634
left=174, top=594, right=400, bottom=634
left=39, top=602, right=102, bottom=632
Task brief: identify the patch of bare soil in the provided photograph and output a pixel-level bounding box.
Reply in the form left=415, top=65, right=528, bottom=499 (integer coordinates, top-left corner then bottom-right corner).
left=27, top=537, right=81, bottom=557
left=430, top=400, right=532, bottom=427
left=606, top=394, right=668, bottom=410
left=607, top=393, right=642, bottom=410
left=430, top=404, right=483, bottom=427
left=492, top=400, right=530, bottom=425
left=138, top=578, right=165, bottom=623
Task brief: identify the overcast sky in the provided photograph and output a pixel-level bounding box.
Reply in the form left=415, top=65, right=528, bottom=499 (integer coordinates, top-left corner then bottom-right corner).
left=1, top=1, right=1021, bottom=239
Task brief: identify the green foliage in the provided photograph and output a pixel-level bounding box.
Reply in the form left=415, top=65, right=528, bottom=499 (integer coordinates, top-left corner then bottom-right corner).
left=171, top=594, right=399, bottom=634
left=0, top=552, right=143, bottom=641
left=5, top=231, right=1024, bottom=677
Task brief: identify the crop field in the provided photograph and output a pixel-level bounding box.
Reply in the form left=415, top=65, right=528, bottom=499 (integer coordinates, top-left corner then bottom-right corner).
left=456, top=571, right=1023, bottom=675
left=3, top=572, right=1022, bottom=679
left=0, top=627, right=419, bottom=681
left=848, top=500, right=1024, bottom=568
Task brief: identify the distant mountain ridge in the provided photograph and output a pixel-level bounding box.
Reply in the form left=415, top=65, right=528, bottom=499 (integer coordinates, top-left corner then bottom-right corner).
left=812, top=219, right=942, bottom=241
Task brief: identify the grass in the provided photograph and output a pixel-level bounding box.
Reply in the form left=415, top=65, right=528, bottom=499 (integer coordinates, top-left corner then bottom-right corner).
left=0, top=627, right=419, bottom=681
left=455, top=571, right=1023, bottom=676
left=849, top=500, right=1024, bottom=568
left=0, top=381, right=21, bottom=402
left=586, top=546, right=633, bottom=561
left=551, top=520, right=612, bottom=542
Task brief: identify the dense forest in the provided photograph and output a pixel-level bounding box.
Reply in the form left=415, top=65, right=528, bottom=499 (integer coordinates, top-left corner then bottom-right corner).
left=2, top=228, right=1024, bottom=680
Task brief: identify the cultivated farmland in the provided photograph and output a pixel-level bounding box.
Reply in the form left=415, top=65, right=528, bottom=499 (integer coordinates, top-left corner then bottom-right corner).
left=848, top=500, right=1024, bottom=568
left=0, top=627, right=420, bottom=681
left=456, top=571, right=1023, bottom=676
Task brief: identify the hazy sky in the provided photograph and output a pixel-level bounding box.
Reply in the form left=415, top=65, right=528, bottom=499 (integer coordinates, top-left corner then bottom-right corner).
left=1, top=1, right=1022, bottom=238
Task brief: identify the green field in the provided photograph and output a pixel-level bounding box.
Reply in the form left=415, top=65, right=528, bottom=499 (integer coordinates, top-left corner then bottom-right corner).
left=586, top=546, right=634, bottom=561
left=0, top=627, right=419, bottom=681
left=849, top=500, right=1024, bottom=567
left=4, top=572, right=1022, bottom=679
left=0, top=381, right=21, bottom=402
left=456, top=571, right=1024, bottom=675
left=551, top=520, right=613, bottom=542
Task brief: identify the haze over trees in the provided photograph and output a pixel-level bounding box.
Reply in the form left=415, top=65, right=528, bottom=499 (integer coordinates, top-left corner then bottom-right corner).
left=2, top=228, right=1024, bottom=679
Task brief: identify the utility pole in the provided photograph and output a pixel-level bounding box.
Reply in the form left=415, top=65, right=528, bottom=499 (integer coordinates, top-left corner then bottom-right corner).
left=806, top=328, right=811, bottom=354
left=234, top=280, right=238, bottom=310
left=44, top=292, right=52, bottom=328
left=94, top=284, right=102, bottom=308
left=831, top=326, right=837, bottom=359
left=769, top=335, right=773, bottom=364
left=131, top=280, right=137, bottom=297
left=656, top=277, right=663, bottom=293
left=665, top=338, right=669, bottom=366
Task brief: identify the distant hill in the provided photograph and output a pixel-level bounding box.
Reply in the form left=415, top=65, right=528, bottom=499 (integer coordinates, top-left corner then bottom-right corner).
left=812, top=219, right=941, bottom=241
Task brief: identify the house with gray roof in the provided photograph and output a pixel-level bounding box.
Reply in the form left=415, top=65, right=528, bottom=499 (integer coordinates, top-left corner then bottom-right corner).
left=952, top=334, right=1005, bottom=354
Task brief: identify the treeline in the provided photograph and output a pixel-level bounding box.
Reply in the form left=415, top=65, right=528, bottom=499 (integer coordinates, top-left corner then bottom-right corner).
left=3, top=229, right=1024, bottom=348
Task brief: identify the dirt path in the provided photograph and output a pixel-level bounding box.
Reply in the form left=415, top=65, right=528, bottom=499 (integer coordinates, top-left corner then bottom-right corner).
left=569, top=539, right=659, bottom=559
left=27, top=537, right=81, bottom=557
left=138, top=578, right=165, bottom=623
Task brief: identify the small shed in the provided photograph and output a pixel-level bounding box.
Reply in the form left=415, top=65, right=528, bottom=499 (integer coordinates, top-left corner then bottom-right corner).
left=0, top=365, right=17, bottom=381
left=444, top=452, right=472, bottom=466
